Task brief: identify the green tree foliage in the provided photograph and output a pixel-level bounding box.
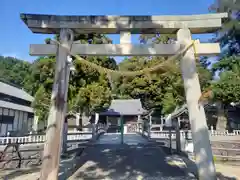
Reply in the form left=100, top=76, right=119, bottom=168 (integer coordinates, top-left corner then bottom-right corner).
left=26, top=33, right=117, bottom=121
left=24, top=57, right=56, bottom=95
left=114, top=34, right=212, bottom=114
left=32, top=85, right=51, bottom=122
left=24, top=57, right=56, bottom=121
left=208, top=1, right=240, bottom=105
left=0, top=56, right=31, bottom=88
left=210, top=0, right=240, bottom=56
left=209, top=0, right=240, bottom=74
left=212, top=55, right=240, bottom=72
left=197, top=57, right=213, bottom=90
left=116, top=56, right=166, bottom=110
left=72, top=82, right=112, bottom=114
left=212, top=56, right=240, bottom=104
left=200, top=1, right=240, bottom=130
left=1, top=32, right=212, bottom=120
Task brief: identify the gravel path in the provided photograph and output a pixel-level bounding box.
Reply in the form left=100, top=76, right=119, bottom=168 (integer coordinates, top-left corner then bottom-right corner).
left=215, top=163, right=240, bottom=179
left=68, top=133, right=196, bottom=180
left=0, top=155, right=82, bottom=180
left=68, top=143, right=196, bottom=180
left=1, top=134, right=239, bottom=180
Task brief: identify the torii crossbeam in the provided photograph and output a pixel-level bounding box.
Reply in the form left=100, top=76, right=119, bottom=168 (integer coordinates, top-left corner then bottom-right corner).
left=30, top=42, right=220, bottom=56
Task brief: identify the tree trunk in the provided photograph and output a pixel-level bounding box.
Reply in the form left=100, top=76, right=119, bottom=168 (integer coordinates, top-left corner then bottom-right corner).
left=216, top=102, right=227, bottom=130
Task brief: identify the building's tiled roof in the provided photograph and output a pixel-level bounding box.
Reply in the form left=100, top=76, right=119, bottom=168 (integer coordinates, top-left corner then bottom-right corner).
left=0, top=81, right=34, bottom=102
left=168, top=102, right=240, bottom=119
left=0, top=100, right=33, bottom=113
left=100, top=99, right=146, bottom=116
left=146, top=108, right=162, bottom=117
left=170, top=104, right=188, bottom=119
left=169, top=103, right=214, bottom=119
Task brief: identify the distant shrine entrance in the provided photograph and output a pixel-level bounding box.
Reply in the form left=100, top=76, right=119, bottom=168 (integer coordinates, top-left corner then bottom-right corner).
left=21, top=13, right=227, bottom=180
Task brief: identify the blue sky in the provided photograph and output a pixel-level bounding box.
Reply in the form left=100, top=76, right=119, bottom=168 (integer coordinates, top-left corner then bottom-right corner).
left=1, top=0, right=215, bottom=62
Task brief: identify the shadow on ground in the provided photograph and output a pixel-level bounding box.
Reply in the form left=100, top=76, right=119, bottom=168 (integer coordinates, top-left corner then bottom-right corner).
left=67, top=142, right=196, bottom=180
left=142, top=136, right=238, bottom=180
left=0, top=133, right=238, bottom=180
left=160, top=139, right=239, bottom=179
left=0, top=142, right=88, bottom=180
left=216, top=173, right=238, bottom=180
left=0, top=167, right=40, bottom=179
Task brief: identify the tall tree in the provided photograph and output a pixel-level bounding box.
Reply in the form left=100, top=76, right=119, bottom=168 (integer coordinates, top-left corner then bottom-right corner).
left=29, top=34, right=117, bottom=123
left=32, top=85, right=51, bottom=122
left=202, top=0, right=240, bottom=130
left=116, top=34, right=212, bottom=115
left=0, top=56, right=31, bottom=88
left=210, top=0, right=240, bottom=65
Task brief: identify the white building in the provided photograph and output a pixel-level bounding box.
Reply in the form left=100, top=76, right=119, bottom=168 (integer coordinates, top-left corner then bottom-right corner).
left=0, top=81, right=34, bottom=136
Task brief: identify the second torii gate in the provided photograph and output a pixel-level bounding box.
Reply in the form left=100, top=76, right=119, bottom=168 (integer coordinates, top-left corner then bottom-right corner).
left=21, top=13, right=227, bottom=180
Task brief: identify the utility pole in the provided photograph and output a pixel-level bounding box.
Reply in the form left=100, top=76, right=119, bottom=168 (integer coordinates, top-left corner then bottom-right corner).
left=39, top=29, right=74, bottom=180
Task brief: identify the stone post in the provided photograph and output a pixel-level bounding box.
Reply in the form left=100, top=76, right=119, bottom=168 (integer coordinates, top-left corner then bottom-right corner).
left=177, top=28, right=216, bottom=180
left=160, top=116, right=163, bottom=131
left=120, top=116, right=124, bottom=144
left=33, top=115, right=39, bottom=131
left=137, top=115, right=141, bottom=121
left=176, top=117, right=181, bottom=153
left=95, top=113, right=99, bottom=124
left=92, top=124, right=96, bottom=137
left=75, top=113, right=80, bottom=131
left=148, top=122, right=151, bottom=139
left=149, top=115, right=152, bottom=126
left=169, top=128, right=172, bottom=154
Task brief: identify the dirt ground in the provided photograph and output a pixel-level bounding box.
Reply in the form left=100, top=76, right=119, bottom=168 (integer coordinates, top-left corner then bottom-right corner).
left=0, top=155, right=80, bottom=180
left=215, top=163, right=240, bottom=179
left=0, top=133, right=239, bottom=180
left=0, top=160, right=239, bottom=180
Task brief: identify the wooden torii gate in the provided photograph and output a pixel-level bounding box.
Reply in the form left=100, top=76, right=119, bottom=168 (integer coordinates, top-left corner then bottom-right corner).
left=21, top=13, right=227, bottom=180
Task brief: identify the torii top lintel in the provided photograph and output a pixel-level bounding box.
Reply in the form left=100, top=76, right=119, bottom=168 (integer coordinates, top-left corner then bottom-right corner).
left=20, top=13, right=228, bottom=34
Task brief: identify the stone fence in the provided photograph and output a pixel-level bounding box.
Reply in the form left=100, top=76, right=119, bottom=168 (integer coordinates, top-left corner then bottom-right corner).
left=147, top=124, right=240, bottom=160
left=0, top=123, right=108, bottom=145
left=149, top=124, right=240, bottom=140
left=150, top=129, right=240, bottom=139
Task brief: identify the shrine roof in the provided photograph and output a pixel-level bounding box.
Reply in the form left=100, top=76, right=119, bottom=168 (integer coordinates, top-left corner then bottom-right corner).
left=99, top=99, right=146, bottom=116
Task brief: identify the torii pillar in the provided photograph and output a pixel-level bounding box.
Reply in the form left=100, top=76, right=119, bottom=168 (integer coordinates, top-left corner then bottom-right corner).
left=178, top=29, right=216, bottom=179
